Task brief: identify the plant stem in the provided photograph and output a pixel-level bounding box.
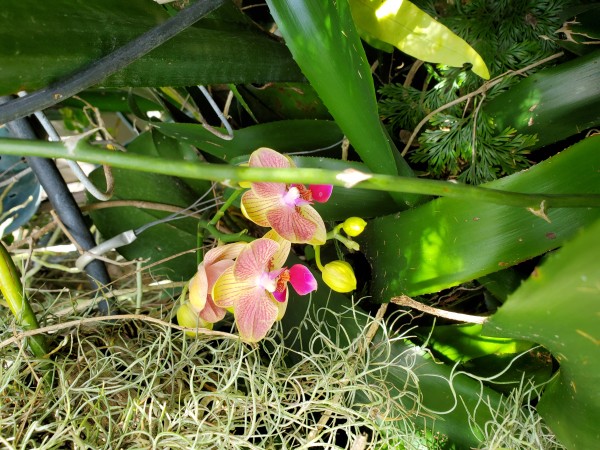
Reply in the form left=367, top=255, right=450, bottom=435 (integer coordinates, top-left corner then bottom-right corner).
left=391, top=295, right=487, bottom=324
left=208, top=189, right=243, bottom=227
left=0, top=241, right=48, bottom=358
left=326, top=226, right=359, bottom=251
left=1, top=138, right=599, bottom=208
left=313, top=245, right=324, bottom=271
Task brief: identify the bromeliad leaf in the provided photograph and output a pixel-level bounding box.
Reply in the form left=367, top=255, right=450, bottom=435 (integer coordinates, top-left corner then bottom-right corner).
left=265, top=0, right=419, bottom=208
left=349, top=0, right=490, bottom=79
left=483, top=219, right=600, bottom=448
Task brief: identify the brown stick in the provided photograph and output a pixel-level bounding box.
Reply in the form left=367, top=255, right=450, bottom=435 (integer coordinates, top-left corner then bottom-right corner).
left=390, top=295, right=487, bottom=324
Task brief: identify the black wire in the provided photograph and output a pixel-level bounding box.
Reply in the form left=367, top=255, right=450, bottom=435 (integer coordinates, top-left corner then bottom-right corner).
left=1, top=102, right=113, bottom=315
left=0, top=0, right=226, bottom=125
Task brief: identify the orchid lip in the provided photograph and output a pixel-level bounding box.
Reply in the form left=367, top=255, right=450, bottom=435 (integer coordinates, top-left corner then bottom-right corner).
left=282, top=186, right=301, bottom=206
left=258, top=272, right=277, bottom=292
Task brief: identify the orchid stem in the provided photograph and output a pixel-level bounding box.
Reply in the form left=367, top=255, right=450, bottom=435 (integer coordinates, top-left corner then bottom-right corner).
left=326, top=226, right=359, bottom=251
left=1, top=138, right=599, bottom=208
left=208, top=189, right=243, bottom=227
left=313, top=245, right=325, bottom=271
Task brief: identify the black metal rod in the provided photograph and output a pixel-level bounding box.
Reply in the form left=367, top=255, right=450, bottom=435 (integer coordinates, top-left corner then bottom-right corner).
left=2, top=105, right=113, bottom=314
left=0, top=0, right=225, bottom=124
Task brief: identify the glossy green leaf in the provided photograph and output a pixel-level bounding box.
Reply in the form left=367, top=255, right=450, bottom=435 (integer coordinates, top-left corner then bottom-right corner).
left=462, top=352, right=553, bottom=395
left=478, top=269, right=524, bottom=303
left=151, top=119, right=344, bottom=161
left=58, top=89, right=163, bottom=114
left=236, top=83, right=332, bottom=121
left=557, top=4, right=600, bottom=56
left=126, top=129, right=212, bottom=195
left=265, top=0, right=419, bottom=207
left=0, top=0, right=302, bottom=95
left=425, top=324, right=532, bottom=363
left=485, top=50, right=600, bottom=149
left=348, top=0, right=490, bottom=79
left=483, top=219, right=600, bottom=449
left=361, top=135, right=600, bottom=299
left=87, top=167, right=200, bottom=280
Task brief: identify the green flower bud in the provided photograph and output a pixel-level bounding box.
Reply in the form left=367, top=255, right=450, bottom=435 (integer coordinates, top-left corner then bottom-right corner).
left=322, top=260, right=357, bottom=293
left=342, top=217, right=367, bottom=237
left=177, top=302, right=213, bottom=336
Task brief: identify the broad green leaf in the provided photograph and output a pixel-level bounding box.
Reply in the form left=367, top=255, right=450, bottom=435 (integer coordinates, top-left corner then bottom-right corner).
left=58, top=89, right=163, bottom=114
left=87, top=167, right=200, bottom=280
left=265, top=0, right=419, bottom=207
left=462, top=352, right=553, bottom=395
left=349, top=0, right=490, bottom=79
left=556, top=4, right=600, bottom=55
left=236, top=83, right=332, bottom=121
left=0, top=0, right=302, bottom=95
left=126, top=129, right=212, bottom=195
left=425, top=324, right=532, bottom=363
left=361, top=135, right=600, bottom=299
left=151, top=120, right=344, bottom=162
left=483, top=219, right=600, bottom=449
left=485, top=50, right=600, bottom=149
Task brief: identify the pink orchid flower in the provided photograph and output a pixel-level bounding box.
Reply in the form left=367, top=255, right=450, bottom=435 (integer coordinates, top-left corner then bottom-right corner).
left=212, top=230, right=317, bottom=343
left=187, top=242, right=247, bottom=324
left=240, top=148, right=333, bottom=245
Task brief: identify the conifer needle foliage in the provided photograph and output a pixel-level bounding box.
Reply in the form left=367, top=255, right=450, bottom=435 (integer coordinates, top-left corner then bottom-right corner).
left=379, top=0, right=578, bottom=184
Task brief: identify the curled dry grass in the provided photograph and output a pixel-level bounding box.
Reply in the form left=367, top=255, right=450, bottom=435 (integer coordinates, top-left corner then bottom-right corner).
left=0, top=303, right=412, bottom=448
left=0, top=215, right=564, bottom=449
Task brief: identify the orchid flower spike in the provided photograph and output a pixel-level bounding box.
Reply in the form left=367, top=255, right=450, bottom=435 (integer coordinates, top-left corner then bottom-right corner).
left=240, top=148, right=333, bottom=245
left=212, top=230, right=317, bottom=342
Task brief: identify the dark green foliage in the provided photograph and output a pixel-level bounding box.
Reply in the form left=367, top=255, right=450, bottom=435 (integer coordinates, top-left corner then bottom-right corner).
left=379, top=0, right=577, bottom=183
left=415, top=113, right=537, bottom=183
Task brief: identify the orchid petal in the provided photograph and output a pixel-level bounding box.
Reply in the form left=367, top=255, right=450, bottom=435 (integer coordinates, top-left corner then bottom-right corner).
left=233, top=238, right=279, bottom=281
left=188, top=269, right=208, bottom=311
left=309, top=184, right=333, bottom=203
left=235, top=290, right=279, bottom=342
left=241, top=190, right=281, bottom=227
left=275, top=297, right=288, bottom=321
left=198, top=295, right=226, bottom=323
left=263, top=229, right=291, bottom=270
left=248, top=148, right=292, bottom=197
left=266, top=205, right=317, bottom=244
left=203, top=242, right=246, bottom=266
left=300, top=205, right=327, bottom=245
left=252, top=181, right=287, bottom=199
left=249, top=147, right=293, bottom=169
left=205, top=259, right=234, bottom=289
left=288, top=264, right=318, bottom=295
left=212, top=267, right=257, bottom=309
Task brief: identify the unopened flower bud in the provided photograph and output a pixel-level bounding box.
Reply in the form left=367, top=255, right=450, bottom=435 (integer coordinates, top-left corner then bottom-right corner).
left=342, top=217, right=367, bottom=237
left=177, top=302, right=213, bottom=336
left=321, top=260, right=357, bottom=293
